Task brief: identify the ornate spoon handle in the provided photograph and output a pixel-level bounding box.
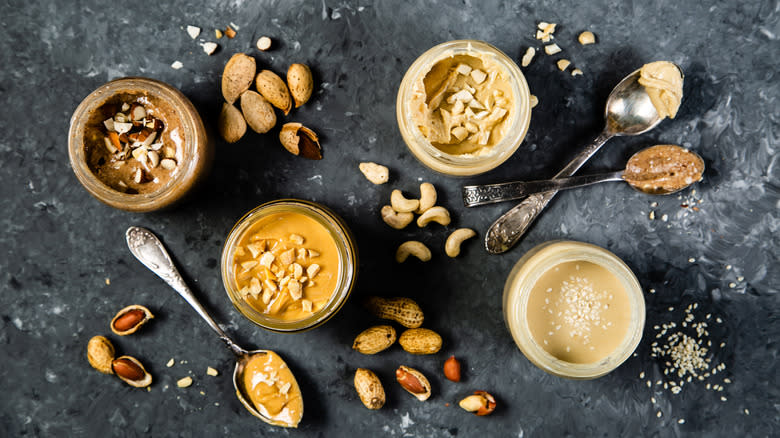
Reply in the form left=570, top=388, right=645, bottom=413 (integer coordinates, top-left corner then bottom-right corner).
left=484, top=129, right=614, bottom=254
left=125, top=226, right=245, bottom=356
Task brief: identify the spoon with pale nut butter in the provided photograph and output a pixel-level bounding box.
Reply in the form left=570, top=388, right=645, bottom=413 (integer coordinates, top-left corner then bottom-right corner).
left=462, top=144, right=704, bottom=205
left=126, top=227, right=303, bottom=428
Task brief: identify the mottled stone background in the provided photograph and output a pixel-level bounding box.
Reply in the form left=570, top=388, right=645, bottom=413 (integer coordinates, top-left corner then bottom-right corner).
left=1, top=0, right=777, bottom=436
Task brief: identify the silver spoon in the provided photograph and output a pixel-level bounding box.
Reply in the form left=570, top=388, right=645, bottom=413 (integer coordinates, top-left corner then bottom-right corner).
left=464, top=144, right=703, bottom=205
left=483, top=64, right=683, bottom=254
left=125, top=226, right=302, bottom=428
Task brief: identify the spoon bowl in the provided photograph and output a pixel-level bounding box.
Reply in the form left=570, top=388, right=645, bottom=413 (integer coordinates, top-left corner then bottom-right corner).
left=125, top=226, right=302, bottom=427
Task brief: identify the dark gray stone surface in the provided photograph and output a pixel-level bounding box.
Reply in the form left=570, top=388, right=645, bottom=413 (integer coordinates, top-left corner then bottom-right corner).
left=1, top=0, right=777, bottom=436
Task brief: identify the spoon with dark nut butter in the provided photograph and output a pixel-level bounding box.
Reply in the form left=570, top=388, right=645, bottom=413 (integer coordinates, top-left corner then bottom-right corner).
left=462, top=145, right=704, bottom=205
left=125, top=227, right=303, bottom=428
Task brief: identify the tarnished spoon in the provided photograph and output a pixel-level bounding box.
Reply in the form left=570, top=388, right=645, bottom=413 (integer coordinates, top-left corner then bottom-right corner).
left=463, top=144, right=703, bottom=205
left=483, top=64, right=683, bottom=253
left=125, top=226, right=302, bottom=428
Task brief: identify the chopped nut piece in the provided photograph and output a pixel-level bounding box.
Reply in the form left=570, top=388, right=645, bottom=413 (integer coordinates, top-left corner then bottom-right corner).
left=215, top=29, right=223, bottom=39
left=557, top=59, right=571, bottom=71
left=301, top=299, right=313, bottom=312
left=288, top=280, right=302, bottom=300
left=201, top=42, right=218, bottom=55
left=358, top=162, right=390, bottom=185
left=279, top=249, right=296, bottom=266
left=254, top=36, right=272, bottom=51
left=279, top=382, right=291, bottom=395
left=292, top=263, right=303, bottom=279
left=264, top=279, right=278, bottom=292
left=296, top=248, right=308, bottom=260
left=206, top=367, right=219, bottom=376
left=166, top=358, right=175, bottom=367
left=160, top=158, right=177, bottom=170
left=241, top=261, right=258, bottom=271
left=308, top=250, right=320, bottom=258
left=289, top=234, right=305, bottom=245
left=133, top=168, right=145, bottom=184
left=261, top=287, right=273, bottom=304
left=259, top=252, right=275, bottom=268
left=249, top=278, right=262, bottom=297
left=246, top=242, right=264, bottom=258
left=225, top=26, right=236, bottom=39
left=177, top=376, right=193, bottom=388
left=530, top=94, right=539, bottom=108
left=521, top=47, right=536, bottom=67
left=451, top=126, right=469, bottom=141
left=171, top=61, right=184, bottom=70
left=578, top=31, right=596, bottom=45
left=470, top=69, right=487, bottom=84
left=306, top=264, right=320, bottom=279
left=455, top=63, right=472, bottom=75
left=186, top=25, right=201, bottom=39
left=571, top=68, right=584, bottom=77
left=544, top=44, right=562, bottom=55
left=148, top=150, right=160, bottom=168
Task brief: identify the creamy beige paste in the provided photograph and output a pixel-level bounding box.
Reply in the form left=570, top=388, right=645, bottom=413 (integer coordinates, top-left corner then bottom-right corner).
left=241, top=351, right=303, bottom=427
left=623, top=144, right=704, bottom=194
left=526, top=261, right=631, bottom=364
left=411, top=54, right=514, bottom=155
left=638, top=61, right=683, bottom=119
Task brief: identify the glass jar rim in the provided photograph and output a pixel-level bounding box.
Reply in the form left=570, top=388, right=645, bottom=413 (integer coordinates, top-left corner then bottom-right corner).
left=396, top=40, right=532, bottom=176
left=503, top=241, right=645, bottom=379
left=68, top=77, right=205, bottom=211
left=221, top=199, right=358, bottom=333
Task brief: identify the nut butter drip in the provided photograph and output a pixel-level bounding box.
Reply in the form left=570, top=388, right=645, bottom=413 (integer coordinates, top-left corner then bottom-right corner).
left=241, top=351, right=303, bottom=427
left=638, top=61, right=683, bottom=119
left=412, top=54, right=514, bottom=155
left=623, top=145, right=704, bottom=194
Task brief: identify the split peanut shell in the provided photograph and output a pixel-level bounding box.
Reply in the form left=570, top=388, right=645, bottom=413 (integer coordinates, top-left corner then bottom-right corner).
left=110, top=304, right=154, bottom=336
left=287, top=63, right=313, bottom=108
left=279, top=123, right=322, bottom=160
left=221, top=53, right=257, bottom=104
left=240, top=90, right=276, bottom=134
left=87, top=335, right=115, bottom=375
left=112, top=355, right=153, bottom=388
left=255, top=70, right=292, bottom=115
left=218, top=103, right=247, bottom=143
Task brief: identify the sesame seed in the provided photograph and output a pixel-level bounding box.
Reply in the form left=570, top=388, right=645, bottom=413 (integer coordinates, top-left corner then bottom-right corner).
left=651, top=397, right=656, bottom=403
left=668, top=307, right=674, bottom=311
left=736, top=276, right=744, bottom=282
left=678, top=419, right=685, bottom=424
left=720, top=396, right=727, bottom=402
left=639, top=371, right=645, bottom=379
left=688, top=257, right=695, bottom=263
left=647, top=381, right=652, bottom=388
left=725, top=265, right=732, bottom=270
left=657, top=411, right=663, bottom=418
left=724, top=378, right=732, bottom=383
left=729, top=282, right=736, bottom=288
left=649, top=288, right=656, bottom=294
left=744, top=409, right=750, bottom=415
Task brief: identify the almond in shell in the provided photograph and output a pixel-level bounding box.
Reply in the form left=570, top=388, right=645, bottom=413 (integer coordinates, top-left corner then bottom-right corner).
left=240, top=90, right=276, bottom=134
left=287, top=63, right=313, bottom=108
left=279, top=123, right=322, bottom=160
left=218, top=103, right=246, bottom=143
left=255, top=70, right=292, bottom=115
left=221, top=53, right=256, bottom=104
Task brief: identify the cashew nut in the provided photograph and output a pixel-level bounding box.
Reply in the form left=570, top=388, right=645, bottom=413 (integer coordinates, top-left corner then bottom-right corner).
left=395, top=241, right=432, bottom=263
left=445, top=228, right=476, bottom=257
left=381, top=205, right=413, bottom=230
left=416, top=206, right=451, bottom=227
left=415, top=182, right=437, bottom=214
left=391, top=190, right=420, bottom=213
left=359, top=162, right=389, bottom=185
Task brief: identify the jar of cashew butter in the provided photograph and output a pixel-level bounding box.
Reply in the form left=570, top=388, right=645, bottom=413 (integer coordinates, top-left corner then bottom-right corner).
left=503, top=241, right=645, bottom=379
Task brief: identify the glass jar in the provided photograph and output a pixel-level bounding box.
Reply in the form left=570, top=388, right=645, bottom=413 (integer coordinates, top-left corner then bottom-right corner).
left=221, top=199, right=358, bottom=333
left=396, top=40, right=531, bottom=176
left=503, top=241, right=645, bottom=379
left=68, top=77, right=213, bottom=212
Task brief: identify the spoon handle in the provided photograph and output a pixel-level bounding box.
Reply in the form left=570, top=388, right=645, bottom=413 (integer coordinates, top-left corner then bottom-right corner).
left=125, top=226, right=245, bottom=356
left=463, top=171, right=625, bottom=207
left=484, top=129, right=614, bottom=254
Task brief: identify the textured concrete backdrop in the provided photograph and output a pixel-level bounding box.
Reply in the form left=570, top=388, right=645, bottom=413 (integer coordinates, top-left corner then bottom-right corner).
left=1, top=0, right=777, bottom=436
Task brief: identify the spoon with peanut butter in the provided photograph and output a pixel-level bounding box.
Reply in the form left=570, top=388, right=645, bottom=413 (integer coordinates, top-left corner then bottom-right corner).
left=125, top=227, right=303, bottom=428
left=463, top=144, right=704, bottom=204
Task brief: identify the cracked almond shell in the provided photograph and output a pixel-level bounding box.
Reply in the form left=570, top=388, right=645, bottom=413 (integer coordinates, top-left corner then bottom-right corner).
left=112, top=355, right=153, bottom=388
left=222, top=53, right=257, bottom=104
left=287, top=63, right=313, bottom=108
left=279, top=123, right=322, bottom=160
left=218, top=103, right=247, bottom=143
left=240, top=90, right=276, bottom=134
left=255, top=70, right=292, bottom=115
left=110, top=304, right=154, bottom=336
left=87, top=335, right=115, bottom=375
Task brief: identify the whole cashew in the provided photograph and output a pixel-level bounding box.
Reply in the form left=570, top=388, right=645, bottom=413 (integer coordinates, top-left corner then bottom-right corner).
left=391, top=190, right=420, bottom=213
left=416, top=206, right=451, bottom=227
left=415, top=182, right=437, bottom=214
left=395, top=241, right=432, bottom=263
left=445, top=228, right=477, bottom=257
left=381, top=205, right=413, bottom=230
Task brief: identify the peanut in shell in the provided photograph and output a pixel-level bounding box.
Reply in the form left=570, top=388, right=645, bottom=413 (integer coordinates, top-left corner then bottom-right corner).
left=352, top=325, right=396, bottom=354
left=398, top=328, right=442, bottom=355
left=364, top=296, right=424, bottom=328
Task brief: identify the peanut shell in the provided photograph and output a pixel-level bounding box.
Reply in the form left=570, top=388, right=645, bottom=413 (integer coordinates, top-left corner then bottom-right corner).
left=87, top=335, right=115, bottom=375
left=112, top=355, right=153, bottom=388
left=352, top=325, right=397, bottom=354
left=110, top=304, right=154, bottom=336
